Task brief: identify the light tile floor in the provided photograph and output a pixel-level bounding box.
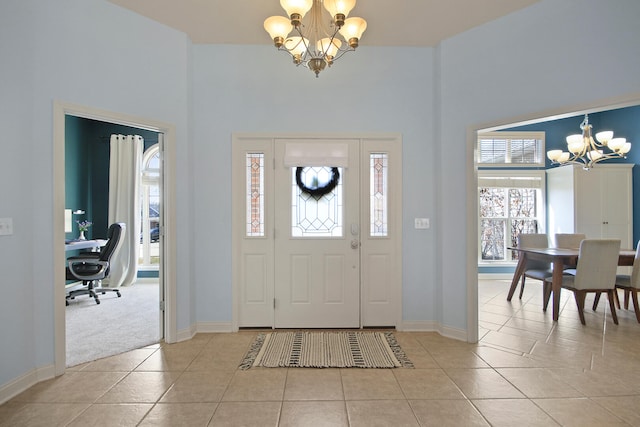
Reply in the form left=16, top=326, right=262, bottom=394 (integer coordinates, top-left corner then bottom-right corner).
left=2, top=279, right=640, bottom=426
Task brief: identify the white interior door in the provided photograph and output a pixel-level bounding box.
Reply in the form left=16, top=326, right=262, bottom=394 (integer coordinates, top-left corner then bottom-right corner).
left=274, top=139, right=360, bottom=328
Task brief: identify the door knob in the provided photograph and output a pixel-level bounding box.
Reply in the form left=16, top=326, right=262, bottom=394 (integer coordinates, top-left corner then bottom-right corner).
left=351, top=239, right=360, bottom=249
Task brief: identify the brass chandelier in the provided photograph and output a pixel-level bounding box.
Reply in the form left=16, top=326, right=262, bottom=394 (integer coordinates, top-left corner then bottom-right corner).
left=547, top=114, right=631, bottom=169
left=264, top=0, right=367, bottom=77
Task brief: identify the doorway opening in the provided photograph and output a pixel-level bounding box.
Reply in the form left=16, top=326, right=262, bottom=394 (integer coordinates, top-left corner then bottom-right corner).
left=53, top=101, right=177, bottom=374
left=470, top=97, right=640, bottom=343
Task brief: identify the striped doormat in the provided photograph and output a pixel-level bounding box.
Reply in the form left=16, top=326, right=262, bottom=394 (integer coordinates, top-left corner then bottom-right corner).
left=239, top=331, right=413, bottom=370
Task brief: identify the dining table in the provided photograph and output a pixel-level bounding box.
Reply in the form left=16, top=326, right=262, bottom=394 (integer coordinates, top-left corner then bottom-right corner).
left=507, top=246, right=636, bottom=321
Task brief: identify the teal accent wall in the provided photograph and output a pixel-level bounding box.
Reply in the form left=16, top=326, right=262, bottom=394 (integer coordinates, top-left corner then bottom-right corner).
left=65, top=116, right=92, bottom=240
left=64, top=117, right=160, bottom=278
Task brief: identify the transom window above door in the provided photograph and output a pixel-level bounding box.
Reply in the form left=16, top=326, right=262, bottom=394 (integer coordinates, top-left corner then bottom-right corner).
left=478, top=131, right=545, bottom=167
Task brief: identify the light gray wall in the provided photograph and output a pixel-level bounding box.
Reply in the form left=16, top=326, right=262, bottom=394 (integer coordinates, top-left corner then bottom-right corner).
left=438, top=0, right=640, bottom=329
left=0, top=0, right=192, bottom=387
left=0, top=0, right=37, bottom=388
left=191, top=44, right=436, bottom=323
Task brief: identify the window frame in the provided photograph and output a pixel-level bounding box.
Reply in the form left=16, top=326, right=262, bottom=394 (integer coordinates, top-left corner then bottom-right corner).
left=477, top=131, right=546, bottom=167
left=139, top=143, right=161, bottom=269
left=477, top=169, right=546, bottom=266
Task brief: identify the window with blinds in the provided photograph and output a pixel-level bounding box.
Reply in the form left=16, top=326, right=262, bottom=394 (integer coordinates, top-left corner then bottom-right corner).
left=477, top=131, right=545, bottom=166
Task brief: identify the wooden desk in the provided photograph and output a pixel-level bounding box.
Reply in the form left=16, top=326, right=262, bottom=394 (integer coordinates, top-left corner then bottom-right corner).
left=65, top=239, right=108, bottom=251
left=507, top=247, right=636, bottom=321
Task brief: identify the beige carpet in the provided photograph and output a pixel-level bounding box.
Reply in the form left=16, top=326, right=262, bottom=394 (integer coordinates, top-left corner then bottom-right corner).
left=65, top=281, right=160, bottom=367
left=240, top=331, right=413, bottom=370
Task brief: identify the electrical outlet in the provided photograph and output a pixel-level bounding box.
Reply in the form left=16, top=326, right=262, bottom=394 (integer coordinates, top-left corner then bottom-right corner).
left=0, top=218, right=13, bottom=236
left=414, top=218, right=430, bottom=229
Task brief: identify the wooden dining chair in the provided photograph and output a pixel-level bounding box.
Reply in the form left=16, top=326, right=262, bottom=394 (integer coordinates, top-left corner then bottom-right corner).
left=558, top=239, right=621, bottom=325
left=593, top=240, right=640, bottom=323
left=554, top=233, right=586, bottom=249
left=516, top=234, right=553, bottom=303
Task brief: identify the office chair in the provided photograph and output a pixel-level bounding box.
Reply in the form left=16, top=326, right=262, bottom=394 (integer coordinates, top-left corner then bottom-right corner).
left=66, top=222, right=126, bottom=305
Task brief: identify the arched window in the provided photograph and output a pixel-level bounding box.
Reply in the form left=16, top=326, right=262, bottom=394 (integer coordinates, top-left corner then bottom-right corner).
left=139, top=144, right=160, bottom=268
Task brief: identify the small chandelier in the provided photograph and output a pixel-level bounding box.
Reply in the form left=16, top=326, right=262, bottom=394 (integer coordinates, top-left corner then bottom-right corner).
left=547, top=114, right=631, bottom=169
left=264, top=0, right=367, bottom=77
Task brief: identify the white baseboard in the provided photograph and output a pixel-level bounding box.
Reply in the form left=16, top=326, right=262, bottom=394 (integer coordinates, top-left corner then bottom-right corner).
left=478, top=273, right=512, bottom=280
left=399, top=321, right=468, bottom=342
left=438, top=324, right=468, bottom=342
left=399, top=320, right=439, bottom=332
left=0, top=364, right=55, bottom=405
left=175, top=324, right=197, bottom=342
left=196, top=322, right=234, bottom=333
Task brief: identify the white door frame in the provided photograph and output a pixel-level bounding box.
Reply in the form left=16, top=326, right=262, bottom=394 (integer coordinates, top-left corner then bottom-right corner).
left=53, top=101, right=177, bottom=375
left=231, top=132, right=402, bottom=330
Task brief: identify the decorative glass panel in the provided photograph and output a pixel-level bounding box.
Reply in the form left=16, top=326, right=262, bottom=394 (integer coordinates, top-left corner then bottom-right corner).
left=370, top=153, right=388, bottom=237
left=246, top=153, right=264, bottom=237
left=291, top=166, right=343, bottom=237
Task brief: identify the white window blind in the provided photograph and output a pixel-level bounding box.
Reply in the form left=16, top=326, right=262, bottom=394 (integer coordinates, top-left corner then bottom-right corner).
left=478, top=131, right=545, bottom=166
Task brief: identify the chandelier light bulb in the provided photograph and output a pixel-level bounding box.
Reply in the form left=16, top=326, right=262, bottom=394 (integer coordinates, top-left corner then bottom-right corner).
left=317, top=37, right=341, bottom=60
left=568, top=141, right=585, bottom=154
left=607, top=137, right=626, bottom=151
left=323, top=0, right=356, bottom=26
left=264, top=16, right=293, bottom=46
left=595, top=130, right=614, bottom=144
left=338, top=17, right=367, bottom=47
left=587, top=150, right=603, bottom=161
left=622, top=142, right=632, bottom=154
left=280, top=0, right=313, bottom=25
left=547, top=150, right=563, bottom=161
left=565, top=134, right=582, bottom=145
left=284, top=36, right=309, bottom=57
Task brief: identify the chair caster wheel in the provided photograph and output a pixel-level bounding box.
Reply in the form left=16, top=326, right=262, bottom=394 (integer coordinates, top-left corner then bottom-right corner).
left=117, top=292, right=121, bottom=297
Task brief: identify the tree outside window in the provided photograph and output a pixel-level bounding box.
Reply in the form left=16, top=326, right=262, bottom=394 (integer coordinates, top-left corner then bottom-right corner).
left=479, top=177, right=543, bottom=263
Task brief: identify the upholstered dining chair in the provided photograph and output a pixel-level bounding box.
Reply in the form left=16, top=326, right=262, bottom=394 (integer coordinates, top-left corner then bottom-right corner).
left=516, top=234, right=553, bottom=303
left=554, top=233, right=587, bottom=276
left=593, top=240, right=640, bottom=323
left=554, top=233, right=586, bottom=249
left=557, top=239, right=621, bottom=325
left=66, top=222, right=126, bottom=305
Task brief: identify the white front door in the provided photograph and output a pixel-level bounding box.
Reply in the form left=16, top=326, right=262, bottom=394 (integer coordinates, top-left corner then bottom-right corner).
left=232, top=134, right=402, bottom=330
left=274, top=139, right=360, bottom=328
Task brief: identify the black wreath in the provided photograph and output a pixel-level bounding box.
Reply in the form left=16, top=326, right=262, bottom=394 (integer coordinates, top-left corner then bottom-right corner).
left=296, top=167, right=340, bottom=197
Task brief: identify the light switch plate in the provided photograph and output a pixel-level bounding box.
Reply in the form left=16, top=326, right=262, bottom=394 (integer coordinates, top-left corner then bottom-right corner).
left=414, top=218, right=430, bottom=229
left=0, top=218, right=13, bottom=236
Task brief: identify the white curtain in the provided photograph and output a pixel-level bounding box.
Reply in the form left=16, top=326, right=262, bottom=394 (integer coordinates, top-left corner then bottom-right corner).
left=107, top=134, right=143, bottom=287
